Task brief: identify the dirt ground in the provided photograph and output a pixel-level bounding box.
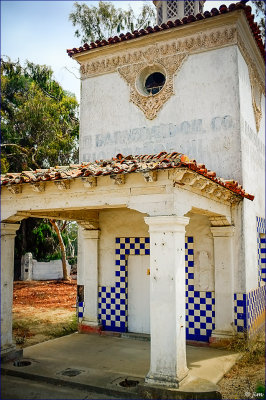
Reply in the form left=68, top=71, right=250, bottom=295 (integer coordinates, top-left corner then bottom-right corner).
left=13, top=280, right=77, bottom=348
left=12, top=281, right=265, bottom=400
left=218, top=355, right=265, bottom=400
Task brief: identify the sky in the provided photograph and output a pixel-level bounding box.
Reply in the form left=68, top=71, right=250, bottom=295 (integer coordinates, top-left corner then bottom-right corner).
left=1, top=1, right=250, bottom=101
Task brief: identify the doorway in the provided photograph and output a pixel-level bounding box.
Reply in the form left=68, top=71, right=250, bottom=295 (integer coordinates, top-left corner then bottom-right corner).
left=128, top=255, right=150, bottom=334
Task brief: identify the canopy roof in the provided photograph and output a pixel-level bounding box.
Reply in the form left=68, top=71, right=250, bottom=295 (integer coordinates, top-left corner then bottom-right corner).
left=1, top=152, right=254, bottom=201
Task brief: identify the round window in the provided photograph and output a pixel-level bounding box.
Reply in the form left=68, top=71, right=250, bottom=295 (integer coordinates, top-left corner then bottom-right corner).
left=145, top=72, right=166, bottom=95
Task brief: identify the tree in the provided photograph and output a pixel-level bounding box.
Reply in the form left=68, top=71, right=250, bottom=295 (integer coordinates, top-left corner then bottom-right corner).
left=69, top=1, right=156, bottom=44
left=1, top=58, right=79, bottom=280
left=1, top=57, right=79, bottom=173
left=15, top=218, right=78, bottom=281
left=49, top=220, right=69, bottom=281
left=251, top=1, right=265, bottom=40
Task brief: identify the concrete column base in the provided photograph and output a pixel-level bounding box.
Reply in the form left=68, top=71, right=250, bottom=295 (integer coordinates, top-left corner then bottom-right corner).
left=1, top=344, right=23, bottom=362
left=145, top=369, right=188, bottom=389
left=79, top=320, right=102, bottom=334
left=211, top=329, right=235, bottom=339
left=210, top=330, right=236, bottom=346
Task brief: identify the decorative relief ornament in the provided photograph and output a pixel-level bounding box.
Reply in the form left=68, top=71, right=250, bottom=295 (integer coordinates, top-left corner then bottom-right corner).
left=118, top=53, right=188, bottom=119
left=79, top=26, right=264, bottom=121
left=237, top=34, right=264, bottom=132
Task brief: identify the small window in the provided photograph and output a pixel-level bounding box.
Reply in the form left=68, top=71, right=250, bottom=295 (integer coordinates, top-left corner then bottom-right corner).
left=184, top=0, right=195, bottom=16
left=158, top=4, right=163, bottom=25
left=167, top=0, right=178, bottom=19
left=145, top=72, right=166, bottom=95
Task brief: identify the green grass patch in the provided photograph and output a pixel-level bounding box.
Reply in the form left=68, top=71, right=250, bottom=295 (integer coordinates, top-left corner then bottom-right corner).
left=43, top=314, right=78, bottom=338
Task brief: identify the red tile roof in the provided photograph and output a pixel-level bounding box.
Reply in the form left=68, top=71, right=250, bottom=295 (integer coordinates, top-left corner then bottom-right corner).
left=67, top=2, right=265, bottom=60
left=1, top=152, right=254, bottom=201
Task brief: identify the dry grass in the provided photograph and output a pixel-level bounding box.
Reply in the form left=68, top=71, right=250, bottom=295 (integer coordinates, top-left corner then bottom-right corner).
left=13, top=309, right=78, bottom=348
left=218, top=329, right=265, bottom=400
left=12, top=280, right=77, bottom=348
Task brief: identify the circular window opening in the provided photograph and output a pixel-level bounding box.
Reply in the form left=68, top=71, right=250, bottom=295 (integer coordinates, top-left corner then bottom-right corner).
left=145, top=72, right=166, bottom=95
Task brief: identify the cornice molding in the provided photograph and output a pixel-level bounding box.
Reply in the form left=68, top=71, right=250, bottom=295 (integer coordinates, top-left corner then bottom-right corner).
left=80, top=26, right=237, bottom=79
left=78, top=12, right=265, bottom=121
left=172, top=168, right=242, bottom=205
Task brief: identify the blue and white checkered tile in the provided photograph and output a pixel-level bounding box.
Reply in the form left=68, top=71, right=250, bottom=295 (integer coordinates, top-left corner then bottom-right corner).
left=247, top=286, right=266, bottom=336
left=98, top=237, right=150, bottom=332
left=77, top=301, right=85, bottom=322
left=185, top=237, right=215, bottom=342
left=256, top=217, right=266, bottom=234
left=257, top=217, right=266, bottom=285
left=234, top=293, right=247, bottom=333
left=259, top=235, right=266, bottom=282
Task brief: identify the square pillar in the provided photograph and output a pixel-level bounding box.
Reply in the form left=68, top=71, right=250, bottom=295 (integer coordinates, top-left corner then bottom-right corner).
left=144, top=215, right=190, bottom=388
left=79, top=228, right=101, bottom=332
left=1, top=223, right=20, bottom=358
left=211, top=226, right=235, bottom=338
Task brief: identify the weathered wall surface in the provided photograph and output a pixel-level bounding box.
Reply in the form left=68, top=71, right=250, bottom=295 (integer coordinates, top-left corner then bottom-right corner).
left=80, top=46, right=241, bottom=182
left=98, top=209, right=149, bottom=286
left=21, top=255, right=71, bottom=281
left=238, top=49, right=265, bottom=292
left=97, top=210, right=215, bottom=292
left=186, top=214, right=214, bottom=292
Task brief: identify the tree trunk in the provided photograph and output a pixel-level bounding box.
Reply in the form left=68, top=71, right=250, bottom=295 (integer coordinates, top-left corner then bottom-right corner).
left=49, top=219, right=70, bottom=281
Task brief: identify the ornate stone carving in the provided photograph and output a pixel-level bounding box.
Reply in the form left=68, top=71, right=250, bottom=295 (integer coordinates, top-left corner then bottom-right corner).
left=31, top=183, right=45, bottom=192
left=80, top=27, right=237, bottom=119
left=249, top=69, right=262, bottom=132
left=110, top=174, right=125, bottom=185
left=7, top=185, right=21, bottom=194
left=82, top=176, right=97, bottom=188
left=237, top=33, right=264, bottom=132
left=118, top=53, right=187, bottom=119
left=80, top=25, right=263, bottom=121
left=80, top=27, right=237, bottom=80
left=143, top=170, right=158, bottom=182
left=54, top=180, right=70, bottom=190
left=172, top=170, right=242, bottom=204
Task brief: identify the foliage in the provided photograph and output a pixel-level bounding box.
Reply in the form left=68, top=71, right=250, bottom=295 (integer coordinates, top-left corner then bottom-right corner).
left=256, top=383, right=265, bottom=397
left=69, top=1, right=156, bottom=44
left=251, top=0, right=265, bottom=40
left=15, top=218, right=78, bottom=264
left=1, top=58, right=79, bottom=276
left=1, top=57, right=79, bottom=173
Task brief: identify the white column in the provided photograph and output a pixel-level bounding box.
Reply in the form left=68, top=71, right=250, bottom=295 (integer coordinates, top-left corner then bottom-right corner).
left=211, top=226, right=235, bottom=338
left=80, top=229, right=100, bottom=328
left=145, top=215, right=189, bottom=388
left=1, top=223, right=20, bottom=355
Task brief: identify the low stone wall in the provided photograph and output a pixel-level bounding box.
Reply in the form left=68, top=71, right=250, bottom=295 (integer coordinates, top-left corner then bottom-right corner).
left=21, top=253, right=70, bottom=281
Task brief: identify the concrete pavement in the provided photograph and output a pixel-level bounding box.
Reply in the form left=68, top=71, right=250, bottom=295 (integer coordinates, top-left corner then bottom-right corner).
left=1, top=333, right=240, bottom=399
left=1, top=375, right=120, bottom=400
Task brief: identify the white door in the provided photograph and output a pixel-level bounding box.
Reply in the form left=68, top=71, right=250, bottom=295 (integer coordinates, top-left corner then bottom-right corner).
left=128, top=255, right=150, bottom=334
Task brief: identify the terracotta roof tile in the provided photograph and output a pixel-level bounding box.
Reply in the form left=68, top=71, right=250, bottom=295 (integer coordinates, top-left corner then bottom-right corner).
left=1, top=152, right=254, bottom=201
left=67, top=1, right=265, bottom=60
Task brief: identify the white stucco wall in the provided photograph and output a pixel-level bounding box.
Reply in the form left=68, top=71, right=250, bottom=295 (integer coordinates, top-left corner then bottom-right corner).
left=80, top=46, right=241, bottom=182
left=98, top=209, right=149, bottom=286
left=186, top=214, right=214, bottom=292
left=97, top=209, right=216, bottom=292
left=21, top=256, right=71, bottom=281
left=238, top=49, right=265, bottom=292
